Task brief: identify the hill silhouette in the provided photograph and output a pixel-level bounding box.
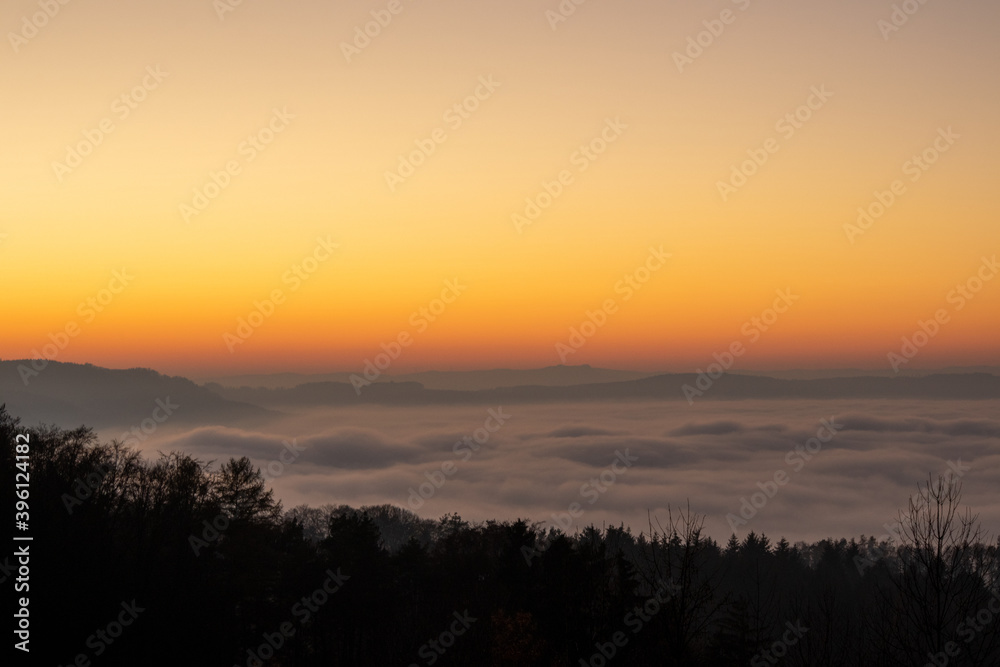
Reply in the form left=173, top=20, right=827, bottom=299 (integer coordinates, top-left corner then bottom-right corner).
left=0, top=360, right=268, bottom=428
left=4, top=362, right=1000, bottom=428
left=208, top=371, right=1000, bottom=408
left=199, top=364, right=656, bottom=390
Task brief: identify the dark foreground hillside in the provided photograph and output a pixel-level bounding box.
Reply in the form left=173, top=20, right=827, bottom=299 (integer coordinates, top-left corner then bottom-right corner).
left=2, top=405, right=998, bottom=666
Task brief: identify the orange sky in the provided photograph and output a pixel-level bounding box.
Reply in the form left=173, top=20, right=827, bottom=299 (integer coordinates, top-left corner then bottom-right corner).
left=2, top=0, right=999, bottom=376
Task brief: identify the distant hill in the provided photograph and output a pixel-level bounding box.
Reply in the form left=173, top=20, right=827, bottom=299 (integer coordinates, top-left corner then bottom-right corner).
left=207, top=371, right=1000, bottom=408
left=729, top=366, right=1000, bottom=380
left=0, top=361, right=268, bottom=429
left=197, top=364, right=656, bottom=391
left=3, top=362, right=999, bottom=430
left=199, top=365, right=1000, bottom=390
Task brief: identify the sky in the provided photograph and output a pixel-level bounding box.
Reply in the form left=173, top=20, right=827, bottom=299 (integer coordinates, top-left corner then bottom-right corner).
left=3, top=0, right=999, bottom=376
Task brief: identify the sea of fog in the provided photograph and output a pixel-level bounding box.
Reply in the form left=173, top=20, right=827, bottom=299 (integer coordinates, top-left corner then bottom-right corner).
left=102, top=399, right=1000, bottom=544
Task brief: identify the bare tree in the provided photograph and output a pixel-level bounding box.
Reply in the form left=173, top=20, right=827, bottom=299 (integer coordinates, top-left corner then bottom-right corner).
left=879, top=473, right=995, bottom=665
left=638, top=504, right=725, bottom=663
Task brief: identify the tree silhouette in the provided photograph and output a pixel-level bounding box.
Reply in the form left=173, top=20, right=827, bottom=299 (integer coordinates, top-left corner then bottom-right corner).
left=2, top=404, right=997, bottom=666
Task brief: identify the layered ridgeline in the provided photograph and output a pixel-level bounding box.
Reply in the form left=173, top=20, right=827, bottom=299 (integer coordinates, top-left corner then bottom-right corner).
left=0, top=361, right=268, bottom=429
left=3, top=361, right=999, bottom=427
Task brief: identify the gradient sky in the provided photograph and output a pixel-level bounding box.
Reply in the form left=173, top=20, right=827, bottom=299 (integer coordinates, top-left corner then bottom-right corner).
left=3, top=0, right=999, bottom=376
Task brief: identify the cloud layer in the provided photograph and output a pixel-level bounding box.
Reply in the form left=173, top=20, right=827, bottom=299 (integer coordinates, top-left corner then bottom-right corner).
left=114, top=399, right=1000, bottom=544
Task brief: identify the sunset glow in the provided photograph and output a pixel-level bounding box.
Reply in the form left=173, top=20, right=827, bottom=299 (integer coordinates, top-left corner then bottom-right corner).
left=3, top=0, right=998, bottom=376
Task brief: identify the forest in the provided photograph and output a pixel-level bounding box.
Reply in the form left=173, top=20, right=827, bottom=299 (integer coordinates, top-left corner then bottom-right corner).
left=2, top=404, right=998, bottom=666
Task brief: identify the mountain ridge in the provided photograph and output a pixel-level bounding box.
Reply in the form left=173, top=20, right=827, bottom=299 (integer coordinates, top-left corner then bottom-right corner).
left=4, top=361, right=999, bottom=430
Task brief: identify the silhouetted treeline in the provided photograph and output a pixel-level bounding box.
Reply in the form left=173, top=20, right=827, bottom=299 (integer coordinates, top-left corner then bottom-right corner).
left=2, top=405, right=998, bottom=666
